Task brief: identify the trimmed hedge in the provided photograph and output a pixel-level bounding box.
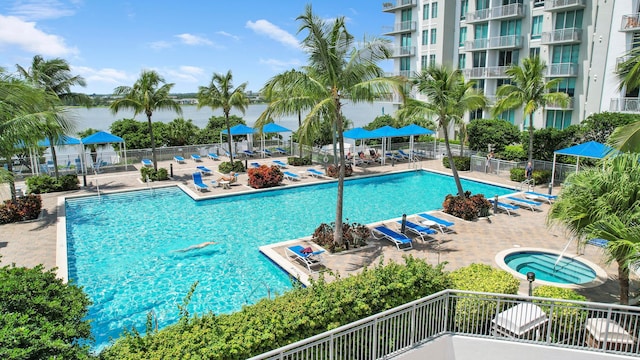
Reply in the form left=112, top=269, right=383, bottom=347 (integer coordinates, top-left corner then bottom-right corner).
left=26, top=174, right=79, bottom=194
left=219, top=160, right=245, bottom=174
left=100, top=257, right=451, bottom=359
left=287, top=157, right=312, bottom=166
left=0, top=194, right=42, bottom=224
left=442, top=156, right=470, bottom=171
left=510, top=168, right=552, bottom=184
left=140, top=167, right=168, bottom=181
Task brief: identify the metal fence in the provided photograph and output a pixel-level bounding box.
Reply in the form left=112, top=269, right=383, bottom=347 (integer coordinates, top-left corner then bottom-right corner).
left=471, top=155, right=578, bottom=185
left=249, top=290, right=640, bottom=360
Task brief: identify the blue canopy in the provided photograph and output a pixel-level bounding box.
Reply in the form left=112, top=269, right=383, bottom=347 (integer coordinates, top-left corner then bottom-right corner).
left=38, top=136, right=81, bottom=147
left=396, top=124, right=434, bottom=137
left=554, top=141, right=616, bottom=159
left=369, top=125, right=401, bottom=138
left=82, top=131, right=124, bottom=145
left=344, top=127, right=375, bottom=140
left=221, top=124, right=256, bottom=136
left=261, top=123, right=291, bottom=133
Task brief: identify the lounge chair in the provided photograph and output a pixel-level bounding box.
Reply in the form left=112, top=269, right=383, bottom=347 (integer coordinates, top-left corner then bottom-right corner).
left=174, top=155, right=186, bottom=164
left=243, top=150, right=256, bottom=157
left=506, top=196, right=541, bottom=211
left=249, top=162, right=261, bottom=169
left=223, top=150, right=237, bottom=158
left=207, top=153, right=220, bottom=160
left=283, top=171, right=300, bottom=181
left=307, top=168, right=325, bottom=178
left=275, top=147, right=288, bottom=155
left=273, top=160, right=288, bottom=168
left=285, top=245, right=325, bottom=273
left=488, top=199, right=519, bottom=216
left=262, top=149, right=273, bottom=157
left=191, top=154, right=203, bottom=162
left=397, top=220, right=437, bottom=242
left=417, top=213, right=455, bottom=234
left=192, top=172, right=209, bottom=192
left=523, top=191, right=557, bottom=205
left=196, top=165, right=212, bottom=175
left=385, top=152, right=404, bottom=161
left=587, top=238, right=608, bottom=248
left=397, top=149, right=411, bottom=160
left=371, top=226, right=413, bottom=251
left=141, top=159, right=153, bottom=167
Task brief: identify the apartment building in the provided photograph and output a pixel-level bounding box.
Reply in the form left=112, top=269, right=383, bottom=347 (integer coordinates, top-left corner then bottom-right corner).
left=382, top=0, right=640, bottom=130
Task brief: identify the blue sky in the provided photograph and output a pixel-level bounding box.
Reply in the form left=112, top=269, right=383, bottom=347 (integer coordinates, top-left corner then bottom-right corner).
left=0, top=0, right=393, bottom=94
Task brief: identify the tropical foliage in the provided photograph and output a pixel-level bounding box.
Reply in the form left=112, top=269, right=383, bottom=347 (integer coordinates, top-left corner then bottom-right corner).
left=312, top=221, right=370, bottom=252
left=466, top=119, right=521, bottom=153
left=547, top=153, right=640, bottom=304
left=248, top=165, right=283, bottom=189
left=0, top=194, right=42, bottom=224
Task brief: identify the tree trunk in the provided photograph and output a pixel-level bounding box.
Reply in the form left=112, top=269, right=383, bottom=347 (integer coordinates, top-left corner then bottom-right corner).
left=224, top=112, right=235, bottom=164
left=297, top=110, right=303, bottom=157
left=334, top=97, right=345, bottom=246
left=443, top=125, right=465, bottom=197
left=617, top=260, right=630, bottom=305
left=49, top=137, right=60, bottom=178
left=528, top=113, right=534, bottom=163
left=147, top=112, right=158, bottom=171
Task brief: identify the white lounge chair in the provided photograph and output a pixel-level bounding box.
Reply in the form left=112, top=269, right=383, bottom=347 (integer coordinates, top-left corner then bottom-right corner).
left=192, top=172, right=209, bottom=192
left=307, top=168, right=325, bottom=178
left=371, top=226, right=413, bottom=251
left=196, top=165, right=212, bottom=175
left=174, top=156, right=186, bottom=164
left=507, top=196, right=542, bottom=211
left=273, top=160, right=288, bottom=168
left=141, top=159, right=153, bottom=167
left=283, top=171, right=300, bottom=181
left=417, top=213, right=455, bottom=234
left=285, top=245, right=325, bottom=273
left=191, top=154, right=203, bottom=162
left=489, top=199, right=519, bottom=216
left=523, top=191, right=557, bottom=204
left=207, top=153, right=220, bottom=160
left=398, top=220, right=437, bottom=243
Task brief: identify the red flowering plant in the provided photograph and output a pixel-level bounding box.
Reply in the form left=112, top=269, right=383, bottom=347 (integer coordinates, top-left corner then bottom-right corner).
left=312, top=220, right=370, bottom=253
left=442, top=191, right=491, bottom=221
left=247, top=165, right=283, bottom=189
left=0, top=194, right=42, bottom=224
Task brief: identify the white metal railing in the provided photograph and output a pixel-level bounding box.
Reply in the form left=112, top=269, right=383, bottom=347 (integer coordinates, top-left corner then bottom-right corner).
left=466, top=3, right=523, bottom=23
left=463, top=66, right=510, bottom=79
left=610, top=98, right=640, bottom=113
left=547, top=63, right=579, bottom=77
left=544, top=0, right=587, bottom=11
left=465, top=35, right=523, bottom=50
left=382, top=0, right=417, bottom=12
left=471, top=155, right=578, bottom=184
left=621, top=14, right=640, bottom=31
left=382, top=20, right=417, bottom=34
left=541, top=28, right=582, bottom=44
left=390, top=45, right=416, bottom=57
left=249, top=290, right=640, bottom=359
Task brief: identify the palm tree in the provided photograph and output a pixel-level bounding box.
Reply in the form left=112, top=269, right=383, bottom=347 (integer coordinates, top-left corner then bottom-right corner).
left=111, top=70, right=182, bottom=170
left=609, top=43, right=640, bottom=153
left=492, top=56, right=569, bottom=163
left=197, top=70, right=249, bottom=164
left=281, top=5, right=404, bottom=246
left=16, top=55, right=85, bottom=177
left=398, top=65, right=486, bottom=197
left=547, top=153, right=640, bottom=305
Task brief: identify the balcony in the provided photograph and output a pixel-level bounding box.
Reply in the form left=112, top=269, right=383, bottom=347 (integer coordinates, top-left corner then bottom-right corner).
left=382, top=0, right=417, bottom=13
left=544, top=0, right=586, bottom=12
left=541, top=28, right=582, bottom=44
left=385, top=70, right=413, bottom=78
left=462, top=66, right=510, bottom=79
left=610, top=97, right=640, bottom=112
left=464, top=35, right=523, bottom=51
left=620, top=14, right=640, bottom=32
left=466, top=3, right=524, bottom=24
left=546, top=63, right=579, bottom=77
left=390, top=46, right=416, bottom=57
left=382, top=20, right=416, bottom=35
left=616, top=56, right=633, bottom=71
left=547, top=97, right=574, bottom=110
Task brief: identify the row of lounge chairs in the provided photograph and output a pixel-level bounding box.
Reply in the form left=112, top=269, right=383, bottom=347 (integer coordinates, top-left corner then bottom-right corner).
left=489, top=192, right=557, bottom=216
left=191, top=172, right=238, bottom=192
left=371, top=213, right=456, bottom=251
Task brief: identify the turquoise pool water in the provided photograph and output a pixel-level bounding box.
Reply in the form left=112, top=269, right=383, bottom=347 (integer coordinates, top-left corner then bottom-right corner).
left=504, top=251, right=597, bottom=284
left=65, top=170, right=513, bottom=349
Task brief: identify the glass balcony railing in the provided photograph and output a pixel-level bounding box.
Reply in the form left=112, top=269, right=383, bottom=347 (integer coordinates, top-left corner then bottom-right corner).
left=466, top=3, right=524, bottom=23
left=541, top=28, right=582, bottom=44
left=464, top=35, right=523, bottom=50
left=546, top=63, right=579, bottom=77
left=610, top=97, right=640, bottom=112
left=544, top=0, right=586, bottom=12
left=381, top=20, right=417, bottom=35
left=382, top=0, right=417, bottom=12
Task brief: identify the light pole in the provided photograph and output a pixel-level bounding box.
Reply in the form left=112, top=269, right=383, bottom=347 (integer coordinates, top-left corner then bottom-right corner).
left=527, top=272, right=536, bottom=297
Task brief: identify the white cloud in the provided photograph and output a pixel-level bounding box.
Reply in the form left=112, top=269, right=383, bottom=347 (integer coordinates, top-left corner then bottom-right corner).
left=72, top=65, right=131, bottom=85
left=0, top=14, right=78, bottom=56
left=216, top=31, right=240, bottom=41
left=9, top=0, right=76, bottom=20
left=246, top=19, right=299, bottom=49
left=175, top=33, right=213, bottom=46
left=179, top=65, right=204, bottom=76
left=149, top=40, right=172, bottom=50
left=259, top=58, right=302, bottom=71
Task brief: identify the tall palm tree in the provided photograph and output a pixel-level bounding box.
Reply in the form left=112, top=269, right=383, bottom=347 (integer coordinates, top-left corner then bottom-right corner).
left=16, top=55, right=85, bottom=177
left=547, top=153, right=640, bottom=305
left=197, top=70, right=249, bottom=164
left=283, top=5, right=404, bottom=245
left=398, top=65, right=486, bottom=197
left=492, top=56, right=569, bottom=163
left=609, top=43, right=640, bottom=153
left=111, top=70, right=182, bottom=170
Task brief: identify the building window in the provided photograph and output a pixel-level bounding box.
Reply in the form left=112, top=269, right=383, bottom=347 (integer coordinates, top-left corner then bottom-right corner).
left=555, top=10, right=584, bottom=30
left=546, top=110, right=572, bottom=129
left=460, top=0, right=468, bottom=20
left=552, top=77, right=576, bottom=97
left=530, top=47, right=540, bottom=58
left=459, top=27, right=467, bottom=47
left=458, top=54, right=466, bottom=69
left=531, top=16, right=543, bottom=40
left=421, top=55, right=429, bottom=70
left=431, top=2, right=438, bottom=18
left=470, top=109, right=483, bottom=120
left=552, top=44, right=579, bottom=64
left=498, top=50, right=519, bottom=66
left=497, top=78, right=511, bottom=87
left=423, top=3, right=430, bottom=19
left=473, top=51, right=487, bottom=68
left=475, top=23, right=488, bottom=40
left=476, top=0, right=490, bottom=10
left=429, top=54, right=436, bottom=66
left=500, top=19, right=522, bottom=36
left=422, top=30, right=429, bottom=45
left=499, top=109, right=515, bottom=124
left=400, top=57, right=411, bottom=72
left=430, top=28, right=437, bottom=44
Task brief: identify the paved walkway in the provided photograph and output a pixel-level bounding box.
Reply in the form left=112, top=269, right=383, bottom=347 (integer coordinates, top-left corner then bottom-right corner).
left=0, top=156, right=634, bottom=304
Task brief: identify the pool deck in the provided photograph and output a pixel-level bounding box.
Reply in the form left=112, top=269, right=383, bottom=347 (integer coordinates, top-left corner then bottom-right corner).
left=0, top=156, right=635, bottom=304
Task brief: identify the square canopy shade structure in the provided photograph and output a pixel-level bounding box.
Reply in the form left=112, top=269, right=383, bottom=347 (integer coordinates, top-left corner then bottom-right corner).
left=259, top=123, right=291, bottom=157
left=369, top=126, right=401, bottom=165
left=220, top=124, right=256, bottom=156
left=396, top=124, right=434, bottom=161
left=81, top=131, right=128, bottom=173
left=344, top=127, right=376, bottom=166
left=550, top=141, right=618, bottom=192
left=36, top=136, right=83, bottom=175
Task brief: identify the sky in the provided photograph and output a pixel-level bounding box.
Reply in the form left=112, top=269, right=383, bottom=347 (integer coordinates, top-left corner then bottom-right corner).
left=0, top=0, right=394, bottom=95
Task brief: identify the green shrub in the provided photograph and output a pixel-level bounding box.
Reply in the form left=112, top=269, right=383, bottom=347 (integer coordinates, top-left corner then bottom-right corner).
left=140, top=167, right=169, bottom=181
left=0, top=263, right=92, bottom=359
left=442, top=192, right=491, bottom=221
left=533, top=286, right=588, bottom=342
left=0, top=194, right=43, bottom=224
left=449, top=263, right=520, bottom=333
left=312, top=221, right=370, bottom=253
left=287, top=157, right=312, bottom=166
left=248, top=165, right=283, bottom=189
left=26, top=174, right=79, bottom=194
left=218, top=160, right=245, bottom=174
left=510, top=168, right=552, bottom=184
left=442, top=156, right=470, bottom=171
left=100, top=257, right=451, bottom=359
left=499, top=145, right=526, bottom=161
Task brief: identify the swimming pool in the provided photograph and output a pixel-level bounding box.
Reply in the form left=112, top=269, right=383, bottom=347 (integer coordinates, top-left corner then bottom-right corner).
left=65, top=170, right=513, bottom=349
left=503, top=251, right=597, bottom=284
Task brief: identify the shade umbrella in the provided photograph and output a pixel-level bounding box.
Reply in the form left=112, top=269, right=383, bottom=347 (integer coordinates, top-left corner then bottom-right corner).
left=259, top=123, right=291, bottom=157
left=220, top=124, right=256, bottom=156
left=344, top=127, right=375, bottom=166
left=38, top=136, right=83, bottom=176
left=550, top=141, right=617, bottom=193
left=396, top=124, right=434, bottom=161
left=81, top=131, right=127, bottom=173
left=369, top=126, right=401, bottom=165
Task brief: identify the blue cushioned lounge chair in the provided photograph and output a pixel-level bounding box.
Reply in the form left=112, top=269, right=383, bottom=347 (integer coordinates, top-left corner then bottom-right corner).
left=488, top=199, right=519, bottom=216
left=243, top=150, right=256, bottom=157
left=372, top=226, right=413, bottom=251
left=262, top=149, right=273, bottom=157
left=523, top=191, right=557, bottom=205
left=273, top=160, right=288, bottom=168
left=192, top=172, right=209, bottom=192
left=417, top=213, right=455, bottom=234
left=207, top=153, right=220, bottom=160
left=283, top=171, right=300, bottom=181
left=141, top=158, right=153, bottom=167
left=275, top=147, right=288, bottom=155
left=307, top=168, right=325, bottom=178
left=285, top=245, right=325, bottom=273
left=174, top=155, right=186, bottom=164
left=506, top=196, right=541, bottom=211
left=191, top=154, right=203, bottom=162
left=196, top=165, right=212, bottom=175
left=250, top=162, right=260, bottom=169
left=397, top=220, right=437, bottom=242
